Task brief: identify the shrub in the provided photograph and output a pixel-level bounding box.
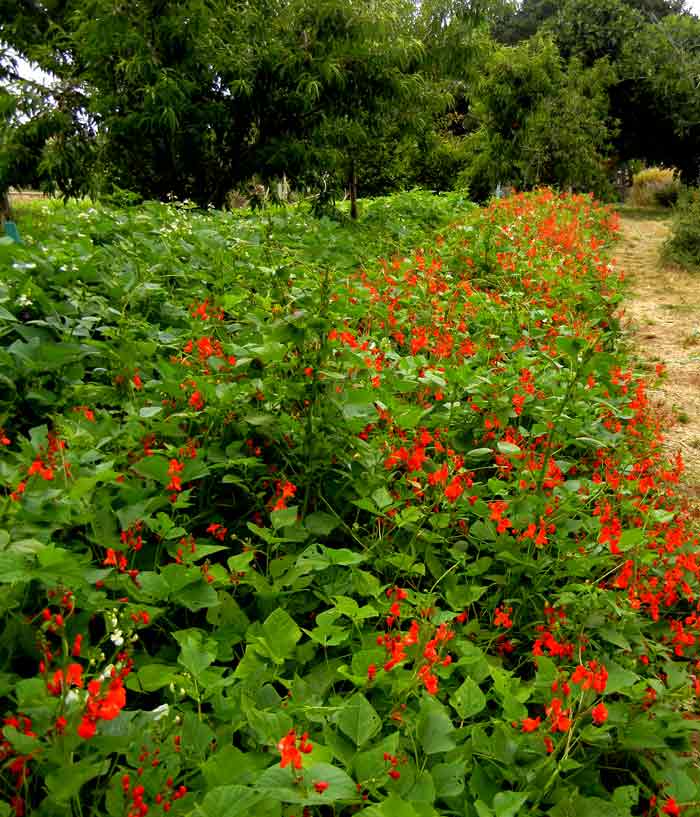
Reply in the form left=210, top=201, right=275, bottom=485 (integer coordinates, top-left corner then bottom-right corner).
left=629, top=166, right=680, bottom=207
left=664, top=186, right=700, bottom=269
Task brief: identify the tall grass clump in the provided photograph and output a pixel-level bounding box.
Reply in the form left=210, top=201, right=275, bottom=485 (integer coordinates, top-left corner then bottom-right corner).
left=629, top=166, right=681, bottom=207
left=664, top=186, right=700, bottom=269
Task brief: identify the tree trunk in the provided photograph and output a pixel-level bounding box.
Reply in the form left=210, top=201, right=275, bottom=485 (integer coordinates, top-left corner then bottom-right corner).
left=349, top=160, right=358, bottom=220
left=0, top=191, right=10, bottom=224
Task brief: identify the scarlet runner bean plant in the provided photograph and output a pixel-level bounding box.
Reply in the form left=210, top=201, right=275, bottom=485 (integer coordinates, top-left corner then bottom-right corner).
left=0, top=190, right=698, bottom=817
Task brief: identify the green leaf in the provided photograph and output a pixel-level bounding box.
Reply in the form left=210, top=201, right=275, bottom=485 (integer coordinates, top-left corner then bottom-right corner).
left=450, top=678, right=486, bottom=720
left=135, top=663, right=179, bottom=692
left=612, top=786, right=639, bottom=809
left=255, top=762, right=356, bottom=803
left=271, top=506, right=298, bottom=529
left=258, top=607, right=302, bottom=663
left=178, top=581, right=220, bottom=611
left=568, top=796, right=630, bottom=817
left=306, top=762, right=358, bottom=801
left=467, top=448, right=493, bottom=459
left=197, top=785, right=266, bottom=817
left=131, top=454, right=170, bottom=483
left=372, top=487, right=394, bottom=509
left=605, top=662, right=640, bottom=695
left=418, top=698, right=456, bottom=755
left=493, top=791, right=528, bottom=817
left=304, top=511, right=339, bottom=536
left=46, top=760, right=104, bottom=803
left=139, top=405, right=162, bottom=418
left=3, top=726, right=40, bottom=754
left=407, top=771, right=436, bottom=803
left=431, top=762, right=465, bottom=798
left=335, top=693, right=381, bottom=747
left=358, top=796, right=425, bottom=817
left=174, top=629, right=217, bottom=679
left=618, top=529, right=643, bottom=551
left=597, top=627, right=631, bottom=651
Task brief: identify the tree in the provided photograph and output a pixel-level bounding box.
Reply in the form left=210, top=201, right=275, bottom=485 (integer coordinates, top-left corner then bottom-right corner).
left=617, top=13, right=700, bottom=179
left=493, top=0, right=687, bottom=43
left=0, top=43, right=94, bottom=208
left=248, top=0, right=440, bottom=217
left=1, top=0, right=449, bottom=210
left=545, top=0, right=645, bottom=66
left=461, top=36, right=616, bottom=198
left=1, top=0, right=268, bottom=205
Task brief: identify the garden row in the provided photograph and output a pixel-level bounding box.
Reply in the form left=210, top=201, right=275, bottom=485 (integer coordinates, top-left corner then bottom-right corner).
left=0, top=191, right=698, bottom=817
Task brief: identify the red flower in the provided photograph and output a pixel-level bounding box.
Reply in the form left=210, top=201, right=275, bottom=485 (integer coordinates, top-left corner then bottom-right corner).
left=591, top=702, right=608, bottom=725
left=314, top=781, right=329, bottom=794
left=47, top=663, right=84, bottom=695
left=78, top=676, right=128, bottom=739
left=545, top=698, right=572, bottom=733
left=277, top=729, right=311, bottom=769
left=662, top=798, right=681, bottom=816
left=521, top=717, right=541, bottom=733
left=77, top=717, right=96, bottom=740
left=444, top=476, right=463, bottom=502
left=206, top=522, right=228, bottom=541
left=494, top=606, right=513, bottom=628
left=189, top=390, right=204, bottom=411
left=132, top=374, right=143, bottom=390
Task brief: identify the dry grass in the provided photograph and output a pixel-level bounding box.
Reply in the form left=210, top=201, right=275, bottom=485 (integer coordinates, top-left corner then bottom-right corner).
left=8, top=189, right=47, bottom=206
left=619, top=215, right=700, bottom=503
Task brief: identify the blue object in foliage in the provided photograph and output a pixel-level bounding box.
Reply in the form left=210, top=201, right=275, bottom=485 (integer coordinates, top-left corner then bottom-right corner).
left=3, top=221, right=21, bottom=243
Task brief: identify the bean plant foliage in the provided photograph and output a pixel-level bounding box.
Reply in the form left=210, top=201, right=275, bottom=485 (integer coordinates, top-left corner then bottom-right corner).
left=0, top=190, right=698, bottom=817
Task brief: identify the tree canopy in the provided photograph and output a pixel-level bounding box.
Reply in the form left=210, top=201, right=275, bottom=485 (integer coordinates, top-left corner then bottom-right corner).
left=1, top=0, right=698, bottom=206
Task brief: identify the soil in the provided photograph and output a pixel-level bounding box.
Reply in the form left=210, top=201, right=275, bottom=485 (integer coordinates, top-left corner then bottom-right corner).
left=618, top=212, right=700, bottom=502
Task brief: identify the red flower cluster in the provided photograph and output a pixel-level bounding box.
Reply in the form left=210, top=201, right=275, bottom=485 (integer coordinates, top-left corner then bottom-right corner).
left=375, top=589, right=455, bottom=694
left=277, top=729, right=313, bottom=769
left=103, top=547, right=140, bottom=585
left=591, top=702, right=608, bottom=725
left=122, top=773, right=188, bottom=816
left=190, top=298, right=224, bottom=321
left=46, top=662, right=83, bottom=695
left=494, top=606, right=513, bottom=628
left=545, top=698, right=572, bottom=733
left=207, top=522, right=228, bottom=541
left=78, top=675, right=128, bottom=740
left=571, top=661, right=608, bottom=694
left=418, top=623, right=455, bottom=694
left=121, top=520, right=145, bottom=552
left=0, top=714, right=37, bottom=817
left=272, top=480, right=297, bottom=511
left=10, top=434, right=67, bottom=500
left=166, top=458, right=184, bottom=500
left=383, top=752, right=403, bottom=780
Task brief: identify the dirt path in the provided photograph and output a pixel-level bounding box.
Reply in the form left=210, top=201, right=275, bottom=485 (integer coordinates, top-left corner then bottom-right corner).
left=619, top=215, right=700, bottom=500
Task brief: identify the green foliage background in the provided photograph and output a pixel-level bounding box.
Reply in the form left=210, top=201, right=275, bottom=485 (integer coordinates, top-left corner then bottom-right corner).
left=1, top=0, right=699, bottom=206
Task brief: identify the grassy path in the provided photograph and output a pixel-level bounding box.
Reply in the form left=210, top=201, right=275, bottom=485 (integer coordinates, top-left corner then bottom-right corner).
left=620, top=212, right=700, bottom=500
